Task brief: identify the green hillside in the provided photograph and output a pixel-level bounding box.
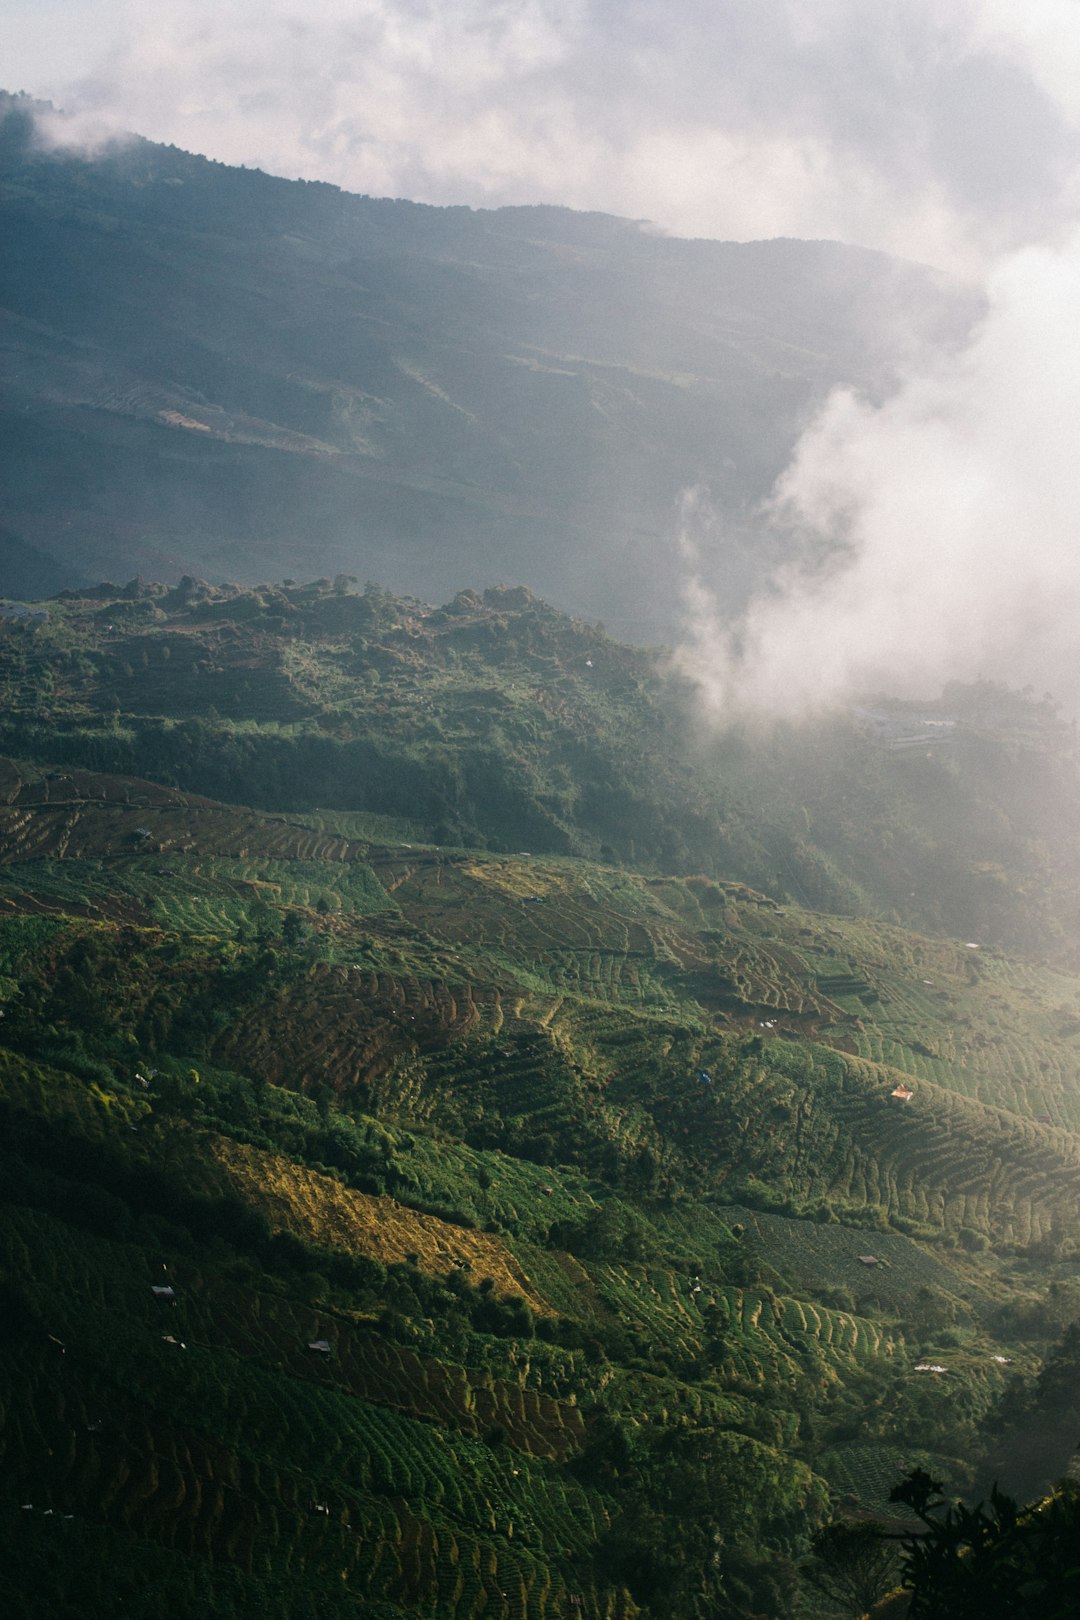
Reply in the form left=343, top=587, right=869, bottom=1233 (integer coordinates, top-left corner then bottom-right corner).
left=0, top=576, right=1076, bottom=957
left=3, top=581, right=1080, bottom=1617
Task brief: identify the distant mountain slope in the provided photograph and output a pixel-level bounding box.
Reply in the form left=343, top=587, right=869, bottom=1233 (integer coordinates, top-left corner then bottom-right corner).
left=0, top=93, right=975, bottom=635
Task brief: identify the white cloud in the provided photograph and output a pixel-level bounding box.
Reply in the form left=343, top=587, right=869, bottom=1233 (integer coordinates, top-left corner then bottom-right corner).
left=674, top=226, right=1080, bottom=717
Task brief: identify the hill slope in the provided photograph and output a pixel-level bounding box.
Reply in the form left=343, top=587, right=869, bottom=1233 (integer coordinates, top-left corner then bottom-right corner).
left=3, top=581, right=1080, bottom=1616
left=1, top=576, right=1077, bottom=958
left=0, top=92, right=975, bottom=636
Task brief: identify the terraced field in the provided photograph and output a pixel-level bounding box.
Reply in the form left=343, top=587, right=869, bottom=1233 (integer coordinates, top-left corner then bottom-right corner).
left=0, top=1076, right=638, bottom=1615
left=0, top=853, right=397, bottom=936
left=711, top=1206, right=973, bottom=1312
left=3, top=734, right=1080, bottom=1614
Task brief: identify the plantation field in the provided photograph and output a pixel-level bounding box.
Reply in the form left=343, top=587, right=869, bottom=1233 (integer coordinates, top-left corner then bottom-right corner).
left=712, top=1206, right=975, bottom=1312
left=0, top=854, right=397, bottom=936
left=817, top=1443, right=948, bottom=1517
left=1, top=1188, right=635, bottom=1618
left=1, top=667, right=1080, bottom=1617
left=198, top=1136, right=555, bottom=1312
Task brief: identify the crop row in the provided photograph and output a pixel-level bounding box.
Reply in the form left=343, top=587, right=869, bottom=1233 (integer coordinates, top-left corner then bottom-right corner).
left=213, top=965, right=505, bottom=1095
left=1, top=1352, right=623, bottom=1620
left=1, top=1205, right=623, bottom=1617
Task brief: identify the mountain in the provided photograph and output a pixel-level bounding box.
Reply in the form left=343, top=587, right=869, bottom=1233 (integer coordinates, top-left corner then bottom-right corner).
left=0, top=93, right=976, bottom=639
left=3, top=580, right=1080, bottom=1618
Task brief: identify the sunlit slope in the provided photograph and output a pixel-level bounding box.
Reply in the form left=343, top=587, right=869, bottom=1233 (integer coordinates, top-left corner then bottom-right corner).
left=2, top=747, right=1079, bottom=1612
left=3, top=781, right=1080, bottom=1244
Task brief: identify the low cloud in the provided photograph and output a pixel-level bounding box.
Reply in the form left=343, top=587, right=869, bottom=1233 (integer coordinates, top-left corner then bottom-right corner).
left=674, top=226, right=1080, bottom=719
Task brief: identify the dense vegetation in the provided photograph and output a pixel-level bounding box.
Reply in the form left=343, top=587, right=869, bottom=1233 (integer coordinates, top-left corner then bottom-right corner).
left=2, top=580, right=1080, bottom=1617
left=0, top=576, right=1077, bottom=958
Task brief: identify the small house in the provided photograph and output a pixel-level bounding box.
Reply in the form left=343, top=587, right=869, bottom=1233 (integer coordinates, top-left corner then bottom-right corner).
left=890, top=1084, right=915, bottom=1103
left=151, top=1285, right=176, bottom=1299
left=307, top=1339, right=332, bottom=1355
left=857, top=1256, right=880, bottom=1267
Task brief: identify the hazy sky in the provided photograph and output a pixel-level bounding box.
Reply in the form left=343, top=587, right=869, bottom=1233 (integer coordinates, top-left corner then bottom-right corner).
left=7, top=1, right=1080, bottom=271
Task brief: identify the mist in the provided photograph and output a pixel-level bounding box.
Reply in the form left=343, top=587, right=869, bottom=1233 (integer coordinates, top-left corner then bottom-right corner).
left=674, top=225, right=1080, bottom=721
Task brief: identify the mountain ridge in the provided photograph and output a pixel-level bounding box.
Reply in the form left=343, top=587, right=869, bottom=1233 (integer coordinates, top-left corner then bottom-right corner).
left=0, top=92, right=977, bottom=637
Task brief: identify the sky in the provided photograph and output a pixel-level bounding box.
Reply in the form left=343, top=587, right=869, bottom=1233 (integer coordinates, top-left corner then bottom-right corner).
left=9, top=1, right=1080, bottom=714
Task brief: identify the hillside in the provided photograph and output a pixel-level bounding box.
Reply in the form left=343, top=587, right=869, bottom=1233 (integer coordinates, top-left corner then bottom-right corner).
left=0, top=92, right=976, bottom=637
left=1, top=576, right=1077, bottom=958
left=3, top=582, right=1080, bottom=1616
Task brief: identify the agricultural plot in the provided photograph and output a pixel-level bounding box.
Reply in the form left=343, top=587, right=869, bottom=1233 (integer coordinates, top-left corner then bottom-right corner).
left=194, top=1281, right=587, bottom=1459
left=0, top=855, right=396, bottom=936
left=712, top=1205, right=971, bottom=1313
left=0, top=1502, right=404, bottom=1618
left=0, top=1353, right=625, bottom=1620
left=0, top=773, right=384, bottom=870
left=377, top=855, right=680, bottom=967
left=185, top=1134, right=553, bottom=1312
left=713, top=938, right=831, bottom=1019
left=524, top=1242, right=902, bottom=1403
left=389, top=1137, right=599, bottom=1247
left=760, top=914, right=1080, bottom=1127
left=817, top=1443, right=953, bottom=1516
left=1, top=1204, right=629, bottom=1618
left=213, top=962, right=509, bottom=1097
left=5, top=685, right=1080, bottom=1618
left=665, top=1034, right=1080, bottom=1246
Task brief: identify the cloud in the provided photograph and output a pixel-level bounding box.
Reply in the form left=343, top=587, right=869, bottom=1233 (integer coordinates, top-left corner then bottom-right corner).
left=673, top=225, right=1080, bottom=718
left=8, top=1, right=1080, bottom=269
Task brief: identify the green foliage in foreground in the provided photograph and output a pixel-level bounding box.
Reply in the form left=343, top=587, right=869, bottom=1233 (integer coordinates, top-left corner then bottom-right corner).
left=886, top=1469, right=1080, bottom=1620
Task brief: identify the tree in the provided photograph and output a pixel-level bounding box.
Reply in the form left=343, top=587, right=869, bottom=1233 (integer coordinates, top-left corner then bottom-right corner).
left=281, top=910, right=311, bottom=949
left=801, top=1521, right=899, bottom=1617
left=247, top=899, right=278, bottom=942
left=885, top=1467, right=1080, bottom=1620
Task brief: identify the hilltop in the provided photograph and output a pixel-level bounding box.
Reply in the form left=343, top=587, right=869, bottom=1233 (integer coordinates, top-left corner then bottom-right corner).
left=3, top=579, right=1080, bottom=1616
left=0, top=92, right=975, bottom=636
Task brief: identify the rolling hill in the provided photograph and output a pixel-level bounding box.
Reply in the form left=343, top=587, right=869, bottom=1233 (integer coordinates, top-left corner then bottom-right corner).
left=3, top=580, right=1080, bottom=1617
